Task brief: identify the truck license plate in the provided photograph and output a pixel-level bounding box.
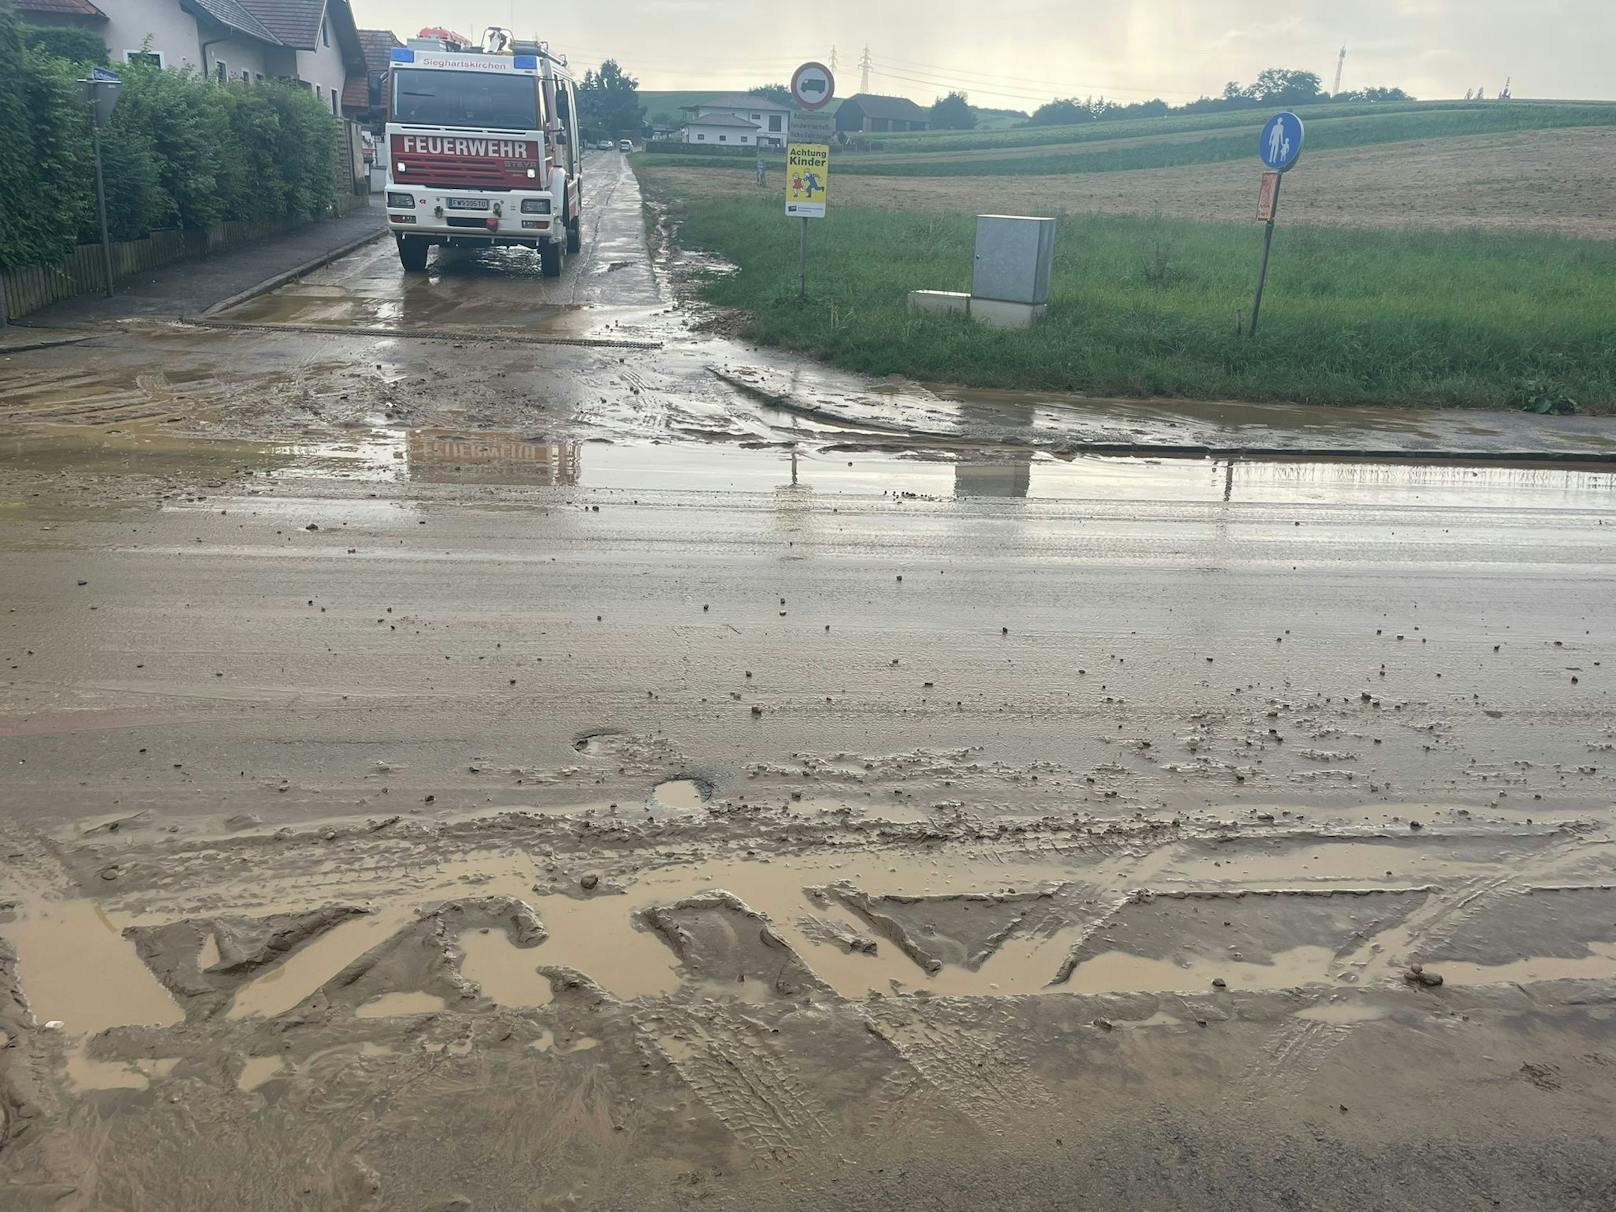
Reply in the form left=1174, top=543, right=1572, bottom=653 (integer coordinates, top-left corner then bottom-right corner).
left=446, top=198, right=490, bottom=211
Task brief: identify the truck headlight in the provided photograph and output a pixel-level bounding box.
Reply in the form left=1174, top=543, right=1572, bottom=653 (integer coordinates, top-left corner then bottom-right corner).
left=521, top=198, right=551, bottom=215
left=387, top=192, right=413, bottom=208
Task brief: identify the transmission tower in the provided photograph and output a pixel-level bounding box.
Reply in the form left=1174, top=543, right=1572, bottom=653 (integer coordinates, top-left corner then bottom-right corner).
left=860, top=45, right=871, bottom=93
left=1333, top=45, right=1347, bottom=96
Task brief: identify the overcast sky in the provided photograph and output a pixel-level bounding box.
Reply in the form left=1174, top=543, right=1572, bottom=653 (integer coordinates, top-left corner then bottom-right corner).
left=354, top=0, right=1616, bottom=106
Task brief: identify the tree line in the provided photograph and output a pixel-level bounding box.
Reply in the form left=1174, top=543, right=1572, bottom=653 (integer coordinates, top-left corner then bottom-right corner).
left=1027, top=69, right=1413, bottom=128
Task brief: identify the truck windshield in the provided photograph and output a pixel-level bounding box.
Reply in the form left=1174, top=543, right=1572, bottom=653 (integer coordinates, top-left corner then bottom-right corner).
left=392, top=69, right=539, bottom=130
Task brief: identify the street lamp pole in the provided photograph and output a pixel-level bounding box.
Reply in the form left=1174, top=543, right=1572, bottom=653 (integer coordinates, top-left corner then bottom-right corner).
left=91, top=119, right=114, bottom=297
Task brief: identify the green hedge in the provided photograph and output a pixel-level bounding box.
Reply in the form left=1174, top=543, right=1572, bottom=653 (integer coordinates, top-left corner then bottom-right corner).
left=20, top=22, right=106, bottom=64
left=0, top=0, right=339, bottom=270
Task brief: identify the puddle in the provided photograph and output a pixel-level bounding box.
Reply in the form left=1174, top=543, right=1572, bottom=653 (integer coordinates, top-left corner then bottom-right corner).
left=1155, top=838, right=1512, bottom=885
left=1296, top=1000, right=1391, bottom=1025
left=227, top=909, right=414, bottom=1020
left=1434, top=942, right=1616, bottom=987
left=1062, top=946, right=1339, bottom=995
left=1115, top=1012, right=1184, bottom=1029
left=459, top=928, right=553, bottom=1008
left=6, top=898, right=183, bottom=1035
left=652, top=779, right=708, bottom=810
left=530, top=1030, right=600, bottom=1054
left=238, top=1056, right=286, bottom=1091
left=10, top=417, right=1613, bottom=515
left=354, top=991, right=450, bottom=1018
left=67, top=1054, right=150, bottom=1091
left=24, top=839, right=1580, bottom=1041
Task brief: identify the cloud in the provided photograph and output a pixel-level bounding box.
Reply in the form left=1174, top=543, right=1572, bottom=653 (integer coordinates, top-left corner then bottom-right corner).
left=352, top=0, right=1616, bottom=103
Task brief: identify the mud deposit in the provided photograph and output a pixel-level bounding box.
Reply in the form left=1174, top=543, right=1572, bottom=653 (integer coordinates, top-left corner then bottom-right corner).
left=3, top=153, right=1616, bottom=1212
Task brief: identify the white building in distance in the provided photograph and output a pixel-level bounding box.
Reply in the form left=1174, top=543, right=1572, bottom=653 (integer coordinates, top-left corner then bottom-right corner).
left=680, top=93, right=792, bottom=148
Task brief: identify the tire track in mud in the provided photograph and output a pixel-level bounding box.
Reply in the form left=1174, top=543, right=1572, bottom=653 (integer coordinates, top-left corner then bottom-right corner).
left=1219, top=832, right=1599, bottom=1111
left=858, top=1000, right=1055, bottom=1133
left=636, top=1006, right=838, bottom=1163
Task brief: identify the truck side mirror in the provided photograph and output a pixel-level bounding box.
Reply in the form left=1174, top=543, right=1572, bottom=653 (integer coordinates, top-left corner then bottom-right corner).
left=555, top=130, right=569, bottom=144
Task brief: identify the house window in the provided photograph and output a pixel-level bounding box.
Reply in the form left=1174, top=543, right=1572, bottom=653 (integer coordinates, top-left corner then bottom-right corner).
left=740, top=135, right=749, bottom=143
left=124, top=50, right=162, bottom=67
left=768, top=115, right=781, bottom=132
left=696, top=133, right=705, bottom=141
left=331, top=89, right=339, bottom=115
left=718, top=135, right=727, bottom=142
left=241, top=69, right=250, bottom=83
left=322, top=18, right=331, bottom=47
left=750, top=113, right=759, bottom=120
left=255, top=72, right=264, bottom=83
left=214, top=60, right=227, bottom=83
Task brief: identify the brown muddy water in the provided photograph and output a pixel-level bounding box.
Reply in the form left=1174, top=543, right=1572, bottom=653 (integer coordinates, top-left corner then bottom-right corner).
left=4, top=152, right=1616, bottom=1209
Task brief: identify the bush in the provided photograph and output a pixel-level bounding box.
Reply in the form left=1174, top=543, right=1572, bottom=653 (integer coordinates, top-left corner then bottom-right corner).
left=0, top=38, right=96, bottom=268
left=0, top=0, right=341, bottom=269
left=20, top=22, right=106, bottom=64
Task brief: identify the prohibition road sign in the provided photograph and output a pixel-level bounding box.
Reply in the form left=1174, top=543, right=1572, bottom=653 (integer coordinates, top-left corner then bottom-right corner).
left=791, top=62, right=835, bottom=111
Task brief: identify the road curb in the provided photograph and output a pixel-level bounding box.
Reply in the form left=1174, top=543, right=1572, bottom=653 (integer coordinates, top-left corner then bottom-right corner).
left=0, top=333, right=98, bottom=355
left=200, top=225, right=388, bottom=317
left=708, top=368, right=1616, bottom=466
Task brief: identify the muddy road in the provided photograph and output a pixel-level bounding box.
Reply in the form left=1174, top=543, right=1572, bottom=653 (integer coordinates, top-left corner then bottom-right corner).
left=3, top=152, right=1616, bottom=1211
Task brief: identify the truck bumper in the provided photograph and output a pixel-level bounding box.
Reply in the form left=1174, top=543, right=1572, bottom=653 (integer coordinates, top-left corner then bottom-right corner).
left=385, top=183, right=559, bottom=246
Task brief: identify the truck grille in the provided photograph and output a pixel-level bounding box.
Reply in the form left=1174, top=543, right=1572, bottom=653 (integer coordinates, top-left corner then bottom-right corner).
left=398, top=161, right=510, bottom=187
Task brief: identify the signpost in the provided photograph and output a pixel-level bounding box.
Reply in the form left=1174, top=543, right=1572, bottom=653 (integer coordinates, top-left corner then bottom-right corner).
left=1249, top=111, right=1303, bottom=337
left=786, top=61, right=835, bottom=300
left=81, top=68, right=123, bottom=298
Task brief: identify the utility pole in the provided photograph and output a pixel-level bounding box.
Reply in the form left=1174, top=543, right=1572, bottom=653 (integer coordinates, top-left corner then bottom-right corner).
left=830, top=45, right=838, bottom=73
left=1333, top=45, right=1346, bottom=97
left=860, top=46, right=871, bottom=94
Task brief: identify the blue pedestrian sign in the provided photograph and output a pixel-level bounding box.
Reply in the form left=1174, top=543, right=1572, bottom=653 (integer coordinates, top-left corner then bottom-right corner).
left=1259, top=112, right=1304, bottom=172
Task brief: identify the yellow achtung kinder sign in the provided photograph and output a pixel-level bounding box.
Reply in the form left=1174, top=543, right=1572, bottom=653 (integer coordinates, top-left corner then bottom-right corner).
left=785, top=144, right=830, bottom=219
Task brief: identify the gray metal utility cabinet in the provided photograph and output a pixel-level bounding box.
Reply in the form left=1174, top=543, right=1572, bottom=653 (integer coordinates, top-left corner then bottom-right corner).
left=908, top=214, right=1055, bottom=330
left=972, top=215, right=1055, bottom=307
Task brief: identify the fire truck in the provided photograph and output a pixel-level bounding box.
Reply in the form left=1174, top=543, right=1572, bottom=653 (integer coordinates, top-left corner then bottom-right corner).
left=384, top=29, right=582, bottom=277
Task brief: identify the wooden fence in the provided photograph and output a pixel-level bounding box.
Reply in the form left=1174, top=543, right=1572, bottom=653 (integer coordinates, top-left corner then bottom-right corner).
left=0, top=219, right=305, bottom=320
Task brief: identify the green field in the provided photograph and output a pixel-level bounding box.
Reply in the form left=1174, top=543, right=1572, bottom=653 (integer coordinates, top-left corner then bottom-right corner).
left=640, top=100, right=1616, bottom=177
left=642, top=184, right=1616, bottom=412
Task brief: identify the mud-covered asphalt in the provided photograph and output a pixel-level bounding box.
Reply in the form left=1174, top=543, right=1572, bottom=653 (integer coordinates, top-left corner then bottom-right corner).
left=3, top=152, right=1616, bottom=1211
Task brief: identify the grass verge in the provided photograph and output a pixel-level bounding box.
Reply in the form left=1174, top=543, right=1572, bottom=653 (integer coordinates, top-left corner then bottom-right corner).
left=646, top=183, right=1616, bottom=412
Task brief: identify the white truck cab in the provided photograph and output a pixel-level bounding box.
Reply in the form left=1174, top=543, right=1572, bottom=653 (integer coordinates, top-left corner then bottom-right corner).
left=384, top=31, right=582, bottom=277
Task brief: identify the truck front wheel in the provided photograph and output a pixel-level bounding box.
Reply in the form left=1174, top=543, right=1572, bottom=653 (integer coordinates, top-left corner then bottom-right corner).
left=397, top=235, right=429, bottom=273
left=539, top=239, right=563, bottom=278
left=566, top=216, right=582, bottom=255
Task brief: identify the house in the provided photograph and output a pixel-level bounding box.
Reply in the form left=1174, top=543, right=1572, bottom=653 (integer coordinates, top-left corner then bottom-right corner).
left=681, top=93, right=792, bottom=148
left=15, top=0, right=109, bottom=36
left=342, top=27, right=402, bottom=124
left=836, top=93, right=930, bottom=134
left=15, top=0, right=367, bottom=119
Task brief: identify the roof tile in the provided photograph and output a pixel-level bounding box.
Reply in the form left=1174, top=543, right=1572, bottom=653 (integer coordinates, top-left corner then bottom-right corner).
left=235, top=0, right=326, bottom=50
left=15, top=0, right=107, bottom=18
left=842, top=93, right=929, bottom=123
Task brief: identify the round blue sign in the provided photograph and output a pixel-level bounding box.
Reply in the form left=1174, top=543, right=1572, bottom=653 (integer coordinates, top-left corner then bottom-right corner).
left=1259, top=112, right=1304, bottom=172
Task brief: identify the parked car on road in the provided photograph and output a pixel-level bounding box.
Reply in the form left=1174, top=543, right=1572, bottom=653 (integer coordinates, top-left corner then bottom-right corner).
left=618, top=139, right=633, bottom=152
left=596, top=139, right=613, bottom=151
